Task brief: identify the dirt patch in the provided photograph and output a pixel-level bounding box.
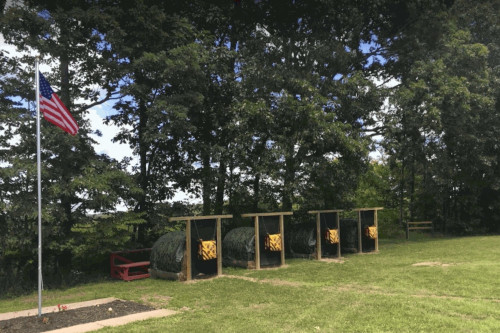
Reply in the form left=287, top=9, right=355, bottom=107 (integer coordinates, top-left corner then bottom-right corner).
left=412, top=262, right=454, bottom=267
left=260, top=278, right=304, bottom=287
left=319, top=258, right=345, bottom=264
left=223, top=275, right=305, bottom=287
left=411, top=293, right=500, bottom=303
left=249, top=303, right=270, bottom=310
left=141, top=295, right=172, bottom=307
left=323, top=284, right=392, bottom=296
left=0, top=300, right=154, bottom=333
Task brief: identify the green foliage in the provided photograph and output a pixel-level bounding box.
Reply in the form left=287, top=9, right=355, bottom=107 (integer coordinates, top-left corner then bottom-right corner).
left=1, top=0, right=499, bottom=298
left=380, top=0, right=500, bottom=233
left=354, top=161, right=402, bottom=237
left=0, top=0, right=140, bottom=294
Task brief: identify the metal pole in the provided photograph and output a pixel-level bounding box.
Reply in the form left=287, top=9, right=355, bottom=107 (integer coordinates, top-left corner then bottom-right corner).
left=35, top=59, right=43, bottom=316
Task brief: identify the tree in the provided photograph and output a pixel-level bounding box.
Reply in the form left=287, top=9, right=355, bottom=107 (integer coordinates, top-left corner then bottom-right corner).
left=379, top=0, right=500, bottom=233
left=0, top=0, right=135, bottom=289
left=231, top=1, right=386, bottom=211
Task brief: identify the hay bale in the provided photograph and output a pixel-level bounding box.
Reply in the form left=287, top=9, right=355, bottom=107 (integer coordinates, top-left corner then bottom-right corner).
left=287, top=223, right=316, bottom=255
left=222, top=227, right=255, bottom=264
left=340, top=218, right=358, bottom=253
left=150, top=231, right=185, bottom=273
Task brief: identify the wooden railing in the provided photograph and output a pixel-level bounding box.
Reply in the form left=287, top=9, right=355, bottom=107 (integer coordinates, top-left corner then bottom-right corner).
left=406, top=221, right=433, bottom=240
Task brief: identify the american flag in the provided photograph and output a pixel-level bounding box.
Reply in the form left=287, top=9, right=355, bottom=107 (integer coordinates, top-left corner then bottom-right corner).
left=39, top=72, right=78, bottom=135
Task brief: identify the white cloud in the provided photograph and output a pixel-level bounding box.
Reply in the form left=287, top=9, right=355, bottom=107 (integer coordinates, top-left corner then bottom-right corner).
left=85, top=105, right=136, bottom=165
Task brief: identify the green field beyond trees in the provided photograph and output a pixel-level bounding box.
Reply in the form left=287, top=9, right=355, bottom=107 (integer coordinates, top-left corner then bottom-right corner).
left=1, top=236, right=499, bottom=332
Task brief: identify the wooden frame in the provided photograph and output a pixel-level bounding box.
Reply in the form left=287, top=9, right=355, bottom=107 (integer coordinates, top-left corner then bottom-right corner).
left=110, top=248, right=152, bottom=281
left=308, top=210, right=343, bottom=260
left=241, top=212, right=293, bottom=269
left=352, top=207, right=383, bottom=253
left=406, top=221, right=433, bottom=240
left=167, top=215, right=232, bottom=281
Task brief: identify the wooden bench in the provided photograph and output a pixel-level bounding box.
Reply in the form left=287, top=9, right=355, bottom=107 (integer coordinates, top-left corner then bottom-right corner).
left=406, top=221, right=433, bottom=240
left=110, top=248, right=152, bottom=281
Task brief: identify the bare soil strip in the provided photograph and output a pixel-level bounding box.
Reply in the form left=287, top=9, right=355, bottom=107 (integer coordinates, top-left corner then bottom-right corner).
left=0, top=298, right=177, bottom=333
left=223, top=275, right=305, bottom=287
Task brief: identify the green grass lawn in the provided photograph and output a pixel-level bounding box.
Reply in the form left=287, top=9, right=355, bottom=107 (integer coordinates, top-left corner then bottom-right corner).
left=1, top=235, right=499, bottom=332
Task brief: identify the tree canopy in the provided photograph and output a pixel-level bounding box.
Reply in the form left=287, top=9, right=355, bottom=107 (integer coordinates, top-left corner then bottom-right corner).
left=1, top=0, right=499, bottom=294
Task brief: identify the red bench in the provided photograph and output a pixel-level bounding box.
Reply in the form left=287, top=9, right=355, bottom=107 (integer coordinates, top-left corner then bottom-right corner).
left=110, top=248, right=152, bottom=281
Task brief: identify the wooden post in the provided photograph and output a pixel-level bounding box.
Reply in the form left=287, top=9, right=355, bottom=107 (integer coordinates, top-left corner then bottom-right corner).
left=374, top=209, right=379, bottom=252
left=406, top=221, right=409, bottom=240
left=279, top=214, right=285, bottom=266
left=336, top=212, right=341, bottom=258
left=185, top=219, right=192, bottom=281
left=216, top=217, right=222, bottom=276
left=254, top=216, right=260, bottom=270
left=316, top=212, right=321, bottom=260
left=357, top=210, right=362, bottom=253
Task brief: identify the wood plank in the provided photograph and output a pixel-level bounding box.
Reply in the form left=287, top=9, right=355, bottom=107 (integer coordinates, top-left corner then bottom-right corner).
left=351, top=207, right=384, bottom=212
left=316, top=212, right=322, bottom=260
left=279, top=214, right=285, bottom=266
left=116, top=261, right=150, bottom=268
left=216, top=217, right=222, bottom=276
left=357, top=210, right=362, bottom=253
left=408, top=227, right=433, bottom=230
left=407, top=221, right=433, bottom=225
left=308, top=209, right=344, bottom=214
left=336, top=212, right=341, bottom=258
left=169, top=215, right=233, bottom=222
left=374, top=209, right=379, bottom=252
left=185, top=219, right=192, bottom=281
left=254, top=216, right=260, bottom=270
left=241, top=212, right=293, bottom=217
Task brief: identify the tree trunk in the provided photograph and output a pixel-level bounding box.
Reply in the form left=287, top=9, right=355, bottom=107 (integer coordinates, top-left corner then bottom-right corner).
left=214, top=159, right=226, bottom=214
left=58, top=54, right=74, bottom=270
left=201, top=151, right=211, bottom=215
left=253, top=173, right=260, bottom=212
left=409, top=155, right=416, bottom=221
left=136, top=99, right=149, bottom=243
left=282, top=155, right=295, bottom=211
left=399, top=160, right=405, bottom=226
left=59, top=55, right=73, bottom=234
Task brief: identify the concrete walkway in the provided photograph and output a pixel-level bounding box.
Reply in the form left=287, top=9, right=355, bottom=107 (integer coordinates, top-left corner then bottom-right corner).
left=0, top=297, right=177, bottom=333
left=46, top=309, right=177, bottom=333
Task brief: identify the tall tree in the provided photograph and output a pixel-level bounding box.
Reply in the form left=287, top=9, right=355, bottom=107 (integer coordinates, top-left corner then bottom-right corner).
left=0, top=0, right=134, bottom=286
left=380, top=0, right=500, bottom=232
left=232, top=0, right=385, bottom=211
left=102, top=0, right=216, bottom=238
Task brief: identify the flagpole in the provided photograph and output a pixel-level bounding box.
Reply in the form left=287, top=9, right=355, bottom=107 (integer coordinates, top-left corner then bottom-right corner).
left=35, top=58, right=43, bottom=317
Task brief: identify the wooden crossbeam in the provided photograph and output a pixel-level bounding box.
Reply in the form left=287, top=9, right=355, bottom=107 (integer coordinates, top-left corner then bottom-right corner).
left=241, top=212, right=293, bottom=217
left=351, top=207, right=384, bottom=212
left=169, top=215, right=233, bottom=222
left=307, top=209, right=343, bottom=214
